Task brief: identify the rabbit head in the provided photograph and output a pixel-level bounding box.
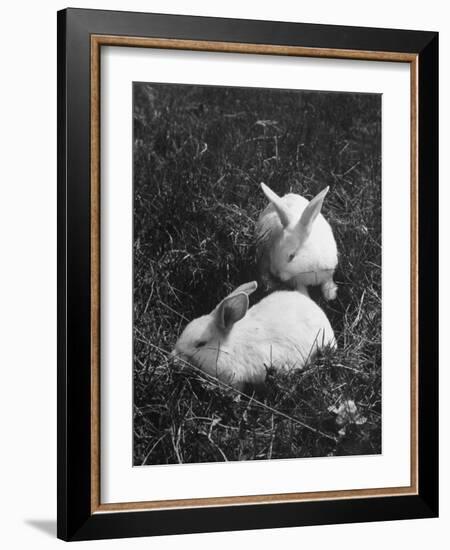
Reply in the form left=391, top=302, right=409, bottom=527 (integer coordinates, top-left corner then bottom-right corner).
left=260, top=182, right=331, bottom=283
left=172, top=282, right=258, bottom=381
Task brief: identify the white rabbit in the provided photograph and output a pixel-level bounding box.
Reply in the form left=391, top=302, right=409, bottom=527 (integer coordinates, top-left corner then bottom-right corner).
left=256, top=183, right=338, bottom=300
left=172, top=281, right=335, bottom=391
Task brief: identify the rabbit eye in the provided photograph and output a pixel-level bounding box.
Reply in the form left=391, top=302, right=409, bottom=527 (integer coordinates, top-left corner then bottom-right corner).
left=196, top=340, right=207, bottom=348
left=287, top=252, right=296, bottom=262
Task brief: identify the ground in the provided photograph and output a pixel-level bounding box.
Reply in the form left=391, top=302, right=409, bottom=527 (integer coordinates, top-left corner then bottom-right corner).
left=133, top=82, right=381, bottom=465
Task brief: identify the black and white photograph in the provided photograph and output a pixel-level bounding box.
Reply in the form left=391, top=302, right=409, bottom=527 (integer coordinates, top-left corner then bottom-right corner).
left=133, top=82, right=382, bottom=466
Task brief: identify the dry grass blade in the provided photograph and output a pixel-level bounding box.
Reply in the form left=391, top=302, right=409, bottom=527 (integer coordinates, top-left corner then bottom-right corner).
left=148, top=341, right=337, bottom=443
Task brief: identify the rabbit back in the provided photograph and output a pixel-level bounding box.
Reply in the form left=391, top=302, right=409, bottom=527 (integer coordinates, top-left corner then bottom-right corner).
left=222, top=291, right=335, bottom=386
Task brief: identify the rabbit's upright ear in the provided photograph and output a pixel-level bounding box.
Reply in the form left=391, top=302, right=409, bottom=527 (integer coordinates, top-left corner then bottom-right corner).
left=260, top=183, right=290, bottom=228
left=298, top=186, right=329, bottom=234
left=214, top=293, right=249, bottom=331
left=228, top=281, right=258, bottom=298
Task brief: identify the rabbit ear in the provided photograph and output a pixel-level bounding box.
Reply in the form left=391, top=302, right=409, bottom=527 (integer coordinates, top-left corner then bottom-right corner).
left=228, top=281, right=258, bottom=298
left=214, top=292, right=249, bottom=331
left=298, top=186, right=329, bottom=233
left=260, top=182, right=290, bottom=228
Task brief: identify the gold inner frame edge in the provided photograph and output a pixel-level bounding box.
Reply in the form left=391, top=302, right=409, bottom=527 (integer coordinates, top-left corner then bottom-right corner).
left=90, top=35, right=419, bottom=514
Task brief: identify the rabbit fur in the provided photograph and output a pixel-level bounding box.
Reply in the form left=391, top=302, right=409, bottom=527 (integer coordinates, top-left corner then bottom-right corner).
left=256, top=183, right=338, bottom=300
left=172, top=281, right=335, bottom=391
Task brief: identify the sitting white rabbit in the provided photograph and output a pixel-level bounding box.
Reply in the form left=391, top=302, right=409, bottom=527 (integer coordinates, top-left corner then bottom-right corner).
left=256, top=183, right=338, bottom=300
left=172, top=281, right=335, bottom=391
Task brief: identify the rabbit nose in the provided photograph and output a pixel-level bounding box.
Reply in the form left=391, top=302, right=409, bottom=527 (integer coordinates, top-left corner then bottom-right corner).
left=170, top=349, right=184, bottom=366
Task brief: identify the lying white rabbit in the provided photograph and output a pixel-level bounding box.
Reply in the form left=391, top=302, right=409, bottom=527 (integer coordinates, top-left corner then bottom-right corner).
left=172, top=281, right=335, bottom=390
left=256, top=183, right=338, bottom=300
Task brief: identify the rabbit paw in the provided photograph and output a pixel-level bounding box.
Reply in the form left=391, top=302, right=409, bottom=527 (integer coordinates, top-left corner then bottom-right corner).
left=322, top=280, right=338, bottom=301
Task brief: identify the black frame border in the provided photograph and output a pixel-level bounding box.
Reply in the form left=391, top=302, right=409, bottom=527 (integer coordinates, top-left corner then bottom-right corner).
left=57, top=8, right=438, bottom=541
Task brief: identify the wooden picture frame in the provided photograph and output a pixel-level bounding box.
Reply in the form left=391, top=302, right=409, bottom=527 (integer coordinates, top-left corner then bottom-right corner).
left=57, top=8, right=438, bottom=541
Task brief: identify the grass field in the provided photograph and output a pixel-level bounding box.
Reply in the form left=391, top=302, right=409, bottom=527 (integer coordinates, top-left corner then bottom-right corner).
left=133, top=82, right=381, bottom=465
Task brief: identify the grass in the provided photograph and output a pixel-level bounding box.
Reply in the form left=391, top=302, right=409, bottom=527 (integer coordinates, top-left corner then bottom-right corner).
left=133, top=82, right=381, bottom=465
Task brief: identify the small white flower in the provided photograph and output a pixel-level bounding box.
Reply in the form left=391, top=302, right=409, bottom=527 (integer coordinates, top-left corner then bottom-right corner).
left=328, top=399, right=367, bottom=427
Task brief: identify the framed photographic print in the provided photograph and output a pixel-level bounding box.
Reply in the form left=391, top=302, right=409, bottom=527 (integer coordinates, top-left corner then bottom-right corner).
left=57, top=8, right=438, bottom=541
